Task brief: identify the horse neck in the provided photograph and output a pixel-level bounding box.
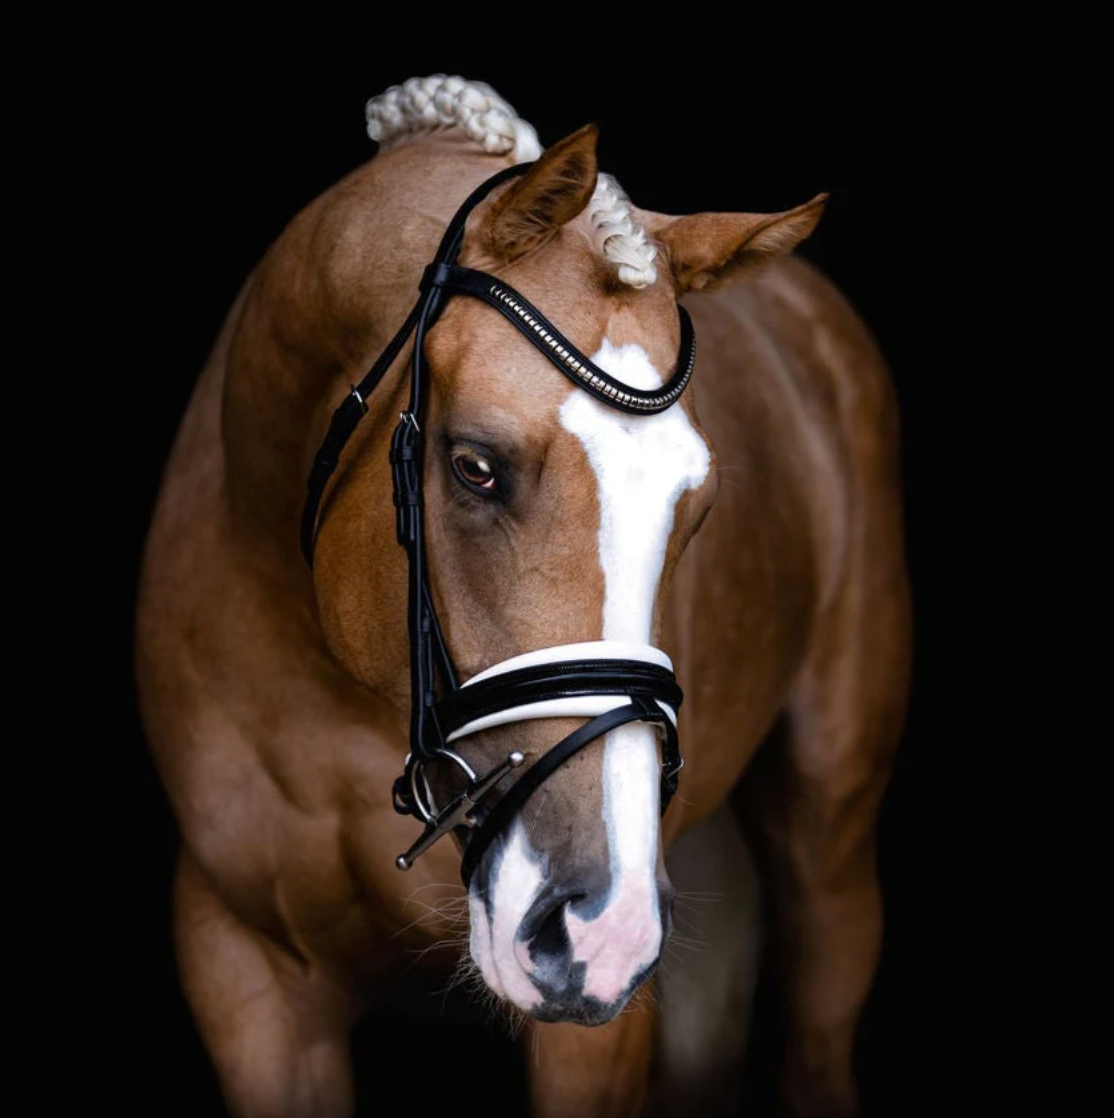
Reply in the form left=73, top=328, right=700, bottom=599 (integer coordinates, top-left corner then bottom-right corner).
left=218, top=137, right=515, bottom=567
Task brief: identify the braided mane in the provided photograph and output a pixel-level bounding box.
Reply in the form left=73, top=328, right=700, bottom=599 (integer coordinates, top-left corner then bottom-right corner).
left=366, top=75, right=658, bottom=289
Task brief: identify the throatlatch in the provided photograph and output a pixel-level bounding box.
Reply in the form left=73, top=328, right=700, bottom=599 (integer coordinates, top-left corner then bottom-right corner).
left=301, top=162, right=696, bottom=884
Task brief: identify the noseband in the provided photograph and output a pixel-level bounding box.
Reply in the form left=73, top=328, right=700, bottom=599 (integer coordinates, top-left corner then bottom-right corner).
left=301, top=163, right=696, bottom=885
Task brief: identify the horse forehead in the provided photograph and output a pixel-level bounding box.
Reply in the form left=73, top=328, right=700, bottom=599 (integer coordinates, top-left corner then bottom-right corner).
left=560, top=339, right=711, bottom=490
left=429, top=312, right=575, bottom=411
left=427, top=247, right=696, bottom=468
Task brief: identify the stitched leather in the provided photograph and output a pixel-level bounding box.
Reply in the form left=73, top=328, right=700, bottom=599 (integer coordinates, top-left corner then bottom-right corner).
left=431, top=264, right=696, bottom=413
left=439, top=661, right=682, bottom=733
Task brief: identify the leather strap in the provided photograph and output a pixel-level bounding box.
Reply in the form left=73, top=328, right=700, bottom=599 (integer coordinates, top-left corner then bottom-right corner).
left=427, top=264, right=696, bottom=414
left=438, top=659, right=682, bottom=737
left=301, top=163, right=530, bottom=566
left=458, top=696, right=681, bottom=886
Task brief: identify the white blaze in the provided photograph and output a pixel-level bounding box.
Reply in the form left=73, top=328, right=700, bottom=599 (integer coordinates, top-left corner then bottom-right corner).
left=559, top=339, right=711, bottom=1003
left=467, top=338, right=710, bottom=1012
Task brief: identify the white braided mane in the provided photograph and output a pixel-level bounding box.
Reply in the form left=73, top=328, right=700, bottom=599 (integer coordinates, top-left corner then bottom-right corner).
left=586, top=174, right=658, bottom=289
left=366, top=75, right=658, bottom=290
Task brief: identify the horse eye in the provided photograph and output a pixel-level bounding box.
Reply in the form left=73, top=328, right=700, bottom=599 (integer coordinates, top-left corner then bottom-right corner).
left=451, top=449, right=497, bottom=492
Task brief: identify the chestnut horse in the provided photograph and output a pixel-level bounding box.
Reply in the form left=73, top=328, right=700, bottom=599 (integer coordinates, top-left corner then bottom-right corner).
left=136, top=76, right=910, bottom=1117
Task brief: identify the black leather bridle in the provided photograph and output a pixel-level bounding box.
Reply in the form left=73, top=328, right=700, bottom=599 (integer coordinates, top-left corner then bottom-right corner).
left=301, top=162, right=697, bottom=885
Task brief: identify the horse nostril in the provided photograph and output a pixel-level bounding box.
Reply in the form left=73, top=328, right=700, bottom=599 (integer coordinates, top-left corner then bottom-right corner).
left=517, top=885, right=589, bottom=960
left=514, top=874, right=670, bottom=1016
left=517, top=887, right=590, bottom=988
left=531, top=899, right=572, bottom=961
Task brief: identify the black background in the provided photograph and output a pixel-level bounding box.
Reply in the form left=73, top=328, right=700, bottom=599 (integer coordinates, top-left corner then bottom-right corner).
left=79, top=39, right=1025, bottom=1118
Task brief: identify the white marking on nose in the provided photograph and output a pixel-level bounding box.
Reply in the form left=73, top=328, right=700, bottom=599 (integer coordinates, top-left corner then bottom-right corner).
left=559, top=338, right=711, bottom=1003
left=467, top=889, right=501, bottom=996
left=469, top=820, right=544, bottom=1011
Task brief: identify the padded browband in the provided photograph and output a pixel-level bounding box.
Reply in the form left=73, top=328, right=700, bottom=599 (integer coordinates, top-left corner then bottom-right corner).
left=422, top=263, right=696, bottom=413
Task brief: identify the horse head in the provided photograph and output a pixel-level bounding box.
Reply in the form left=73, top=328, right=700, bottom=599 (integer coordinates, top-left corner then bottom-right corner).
left=308, top=107, right=824, bottom=1025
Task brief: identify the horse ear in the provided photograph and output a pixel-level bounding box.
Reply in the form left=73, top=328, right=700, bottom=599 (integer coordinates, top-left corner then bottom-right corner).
left=483, top=124, right=599, bottom=262
left=652, top=194, right=829, bottom=294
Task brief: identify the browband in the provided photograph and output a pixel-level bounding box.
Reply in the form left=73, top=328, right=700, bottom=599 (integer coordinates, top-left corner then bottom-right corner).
left=422, top=264, right=696, bottom=413
left=301, top=161, right=695, bottom=884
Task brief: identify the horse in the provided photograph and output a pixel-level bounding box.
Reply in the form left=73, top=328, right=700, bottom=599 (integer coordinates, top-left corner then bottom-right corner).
left=136, top=75, right=911, bottom=1118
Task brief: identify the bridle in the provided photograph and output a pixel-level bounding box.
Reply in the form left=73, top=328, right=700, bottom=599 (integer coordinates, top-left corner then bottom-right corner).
left=301, top=162, right=697, bottom=885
